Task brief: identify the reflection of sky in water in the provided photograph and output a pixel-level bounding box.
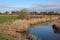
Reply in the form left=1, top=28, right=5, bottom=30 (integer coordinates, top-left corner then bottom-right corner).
left=28, top=23, right=60, bottom=40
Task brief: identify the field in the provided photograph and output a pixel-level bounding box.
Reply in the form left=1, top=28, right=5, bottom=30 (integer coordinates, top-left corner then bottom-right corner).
left=0, top=15, right=18, bottom=24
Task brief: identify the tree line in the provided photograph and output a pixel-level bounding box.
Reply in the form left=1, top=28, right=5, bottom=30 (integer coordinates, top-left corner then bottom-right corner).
left=0, top=9, right=60, bottom=19
left=0, top=9, right=60, bottom=15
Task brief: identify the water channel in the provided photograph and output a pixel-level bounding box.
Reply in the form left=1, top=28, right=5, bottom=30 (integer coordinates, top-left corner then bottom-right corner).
left=28, top=23, right=60, bottom=40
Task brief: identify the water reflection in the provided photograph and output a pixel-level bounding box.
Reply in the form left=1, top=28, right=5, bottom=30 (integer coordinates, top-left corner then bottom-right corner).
left=28, top=23, right=60, bottom=40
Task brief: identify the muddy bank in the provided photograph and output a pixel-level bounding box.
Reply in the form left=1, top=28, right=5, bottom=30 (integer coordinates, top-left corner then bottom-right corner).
left=53, top=19, right=60, bottom=29
left=52, top=19, right=60, bottom=34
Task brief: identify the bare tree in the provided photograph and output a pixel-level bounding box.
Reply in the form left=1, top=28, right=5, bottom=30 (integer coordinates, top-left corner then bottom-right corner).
left=18, top=8, right=29, bottom=19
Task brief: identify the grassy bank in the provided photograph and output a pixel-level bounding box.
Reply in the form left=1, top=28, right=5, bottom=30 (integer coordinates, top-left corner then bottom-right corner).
left=0, top=15, right=18, bottom=24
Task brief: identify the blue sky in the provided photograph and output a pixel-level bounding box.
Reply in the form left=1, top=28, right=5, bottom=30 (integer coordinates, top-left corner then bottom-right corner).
left=0, top=0, right=60, bottom=12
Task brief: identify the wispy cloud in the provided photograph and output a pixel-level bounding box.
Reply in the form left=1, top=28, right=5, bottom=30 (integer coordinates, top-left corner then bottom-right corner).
left=32, top=4, right=60, bottom=9
left=0, top=4, right=8, bottom=8
left=0, top=4, right=21, bottom=12
left=0, top=4, right=20, bottom=9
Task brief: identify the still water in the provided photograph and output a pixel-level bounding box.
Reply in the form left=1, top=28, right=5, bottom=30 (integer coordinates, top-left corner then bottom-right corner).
left=28, top=23, right=60, bottom=40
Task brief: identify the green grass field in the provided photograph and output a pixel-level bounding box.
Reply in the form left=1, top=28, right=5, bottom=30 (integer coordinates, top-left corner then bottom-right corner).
left=0, top=15, right=18, bottom=24
left=0, top=33, right=14, bottom=40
